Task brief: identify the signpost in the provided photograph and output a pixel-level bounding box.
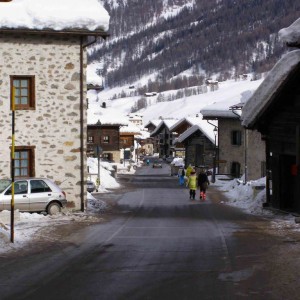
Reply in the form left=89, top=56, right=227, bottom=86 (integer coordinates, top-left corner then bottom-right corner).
left=11, top=87, right=15, bottom=243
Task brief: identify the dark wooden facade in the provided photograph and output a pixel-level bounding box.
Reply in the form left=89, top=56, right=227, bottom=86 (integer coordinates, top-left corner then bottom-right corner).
left=260, top=66, right=300, bottom=212
left=87, top=124, right=120, bottom=161
left=181, top=130, right=215, bottom=168
left=244, top=62, right=300, bottom=212
left=170, top=119, right=194, bottom=156
left=120, top=133, right=134, bottom=149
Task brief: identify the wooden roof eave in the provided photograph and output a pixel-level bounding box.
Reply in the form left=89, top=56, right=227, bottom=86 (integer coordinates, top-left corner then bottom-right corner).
left=0, top=28, right=110, bottom=39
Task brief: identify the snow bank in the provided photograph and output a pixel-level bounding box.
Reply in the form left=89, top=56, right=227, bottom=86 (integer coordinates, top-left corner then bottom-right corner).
left=214, top=176, right=270, bottom=215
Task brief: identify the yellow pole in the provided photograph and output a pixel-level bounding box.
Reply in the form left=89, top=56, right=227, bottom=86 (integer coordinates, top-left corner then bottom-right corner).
left=11, top=86, right=15, bottom=243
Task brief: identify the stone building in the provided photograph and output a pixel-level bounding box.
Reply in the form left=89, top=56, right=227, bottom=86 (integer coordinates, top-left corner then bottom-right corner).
left=0, top=1, right=109, bottom=211
left=201, top=99, right=266, bottom=181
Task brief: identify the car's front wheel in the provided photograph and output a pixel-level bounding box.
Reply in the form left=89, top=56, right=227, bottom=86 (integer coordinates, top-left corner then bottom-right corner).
left=47, top=202, right=61, bottom=215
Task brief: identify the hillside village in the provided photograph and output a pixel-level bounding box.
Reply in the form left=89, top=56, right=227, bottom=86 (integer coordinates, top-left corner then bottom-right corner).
left=86, top=17, right=300, bottom=215
left=2, top=2, right=300, bottom=298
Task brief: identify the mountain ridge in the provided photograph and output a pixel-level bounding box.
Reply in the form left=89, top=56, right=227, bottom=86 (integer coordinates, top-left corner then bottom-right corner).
left=90, top=0, right=300, bottom=91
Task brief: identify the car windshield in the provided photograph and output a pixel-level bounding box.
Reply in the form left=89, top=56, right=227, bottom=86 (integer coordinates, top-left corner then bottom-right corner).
left=0, top=179, right=12, bottom=193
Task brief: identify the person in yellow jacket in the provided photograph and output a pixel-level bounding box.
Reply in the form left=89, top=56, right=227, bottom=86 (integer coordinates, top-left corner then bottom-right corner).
left=187, top=170, right=197, bottom=200
left=185, top=164, right=193, bottom=178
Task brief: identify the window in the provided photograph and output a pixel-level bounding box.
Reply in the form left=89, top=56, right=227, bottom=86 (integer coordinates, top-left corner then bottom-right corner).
left=30, top=180, right=52, bottom=193
left=5, top=181, right=28, bottom=195
left=13, top=147, right=35, bottom=177
left=103, top=136, right=110, bottom=143
left=231, top=162, right=241, bottom=178
left=11, top=76, right=35, bottom=110
left=103, top=153, right=113, bottom=161
left=87, top=136, right=94, bottom=143
left=231, top=130, right=242, bottom=145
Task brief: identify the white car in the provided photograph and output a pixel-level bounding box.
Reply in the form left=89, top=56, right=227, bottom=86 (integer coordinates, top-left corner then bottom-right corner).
left=0, top=178, right=67, bottom=215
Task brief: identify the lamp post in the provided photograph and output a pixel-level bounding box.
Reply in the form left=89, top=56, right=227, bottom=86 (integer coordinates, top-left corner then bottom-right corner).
left=96, top=120, right=102, bottom=191
left=135, top=138, right=141, bottom=163
left=212, top=127, right=218, bottom=183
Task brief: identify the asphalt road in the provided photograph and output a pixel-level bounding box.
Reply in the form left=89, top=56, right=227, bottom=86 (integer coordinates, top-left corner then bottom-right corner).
left=0, top=163, right=299, bottom=300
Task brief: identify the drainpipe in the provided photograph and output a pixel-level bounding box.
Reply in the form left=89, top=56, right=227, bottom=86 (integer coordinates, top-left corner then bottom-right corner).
left=206, top=120, right=218, bottom=180
left=79, top=36, right=98, bottom=212
left=230, top=109, right=247, bottom=184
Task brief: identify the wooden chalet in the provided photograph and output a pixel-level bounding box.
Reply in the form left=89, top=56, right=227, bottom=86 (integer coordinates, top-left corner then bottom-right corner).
left=170, top=116, right=204, bottom=158
left=87, top=122, right=121, bottom=162
left=242, top=49, right=300, bottom=212
left=150, top=119, right=178, bottom=157
left=176, top=121, right=215, bottom=168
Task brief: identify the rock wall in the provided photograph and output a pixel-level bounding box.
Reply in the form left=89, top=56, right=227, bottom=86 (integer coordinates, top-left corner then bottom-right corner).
left=0, top=33, right=87, bottom=210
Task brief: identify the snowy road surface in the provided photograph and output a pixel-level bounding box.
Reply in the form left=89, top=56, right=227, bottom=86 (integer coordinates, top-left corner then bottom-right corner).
left=0, top=164, right=299, bottom=299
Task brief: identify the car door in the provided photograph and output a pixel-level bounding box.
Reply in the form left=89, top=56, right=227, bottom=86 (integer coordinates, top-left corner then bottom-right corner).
left=29, top=179, right=53, bottom=212
left=2, top=181, right=30, bottom=211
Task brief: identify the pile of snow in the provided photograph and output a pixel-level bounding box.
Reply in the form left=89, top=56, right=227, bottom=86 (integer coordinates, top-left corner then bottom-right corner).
left=0, top=210, right=103, bottom=253
left=214, top=176, right=270, bottom=215
left=171, top=157, right=185, bottom=167
left=87, top=157, right=120, bottom=192
left=0, top=0, right=110, bottom=32
left=87, top=193, right=107, bottom=212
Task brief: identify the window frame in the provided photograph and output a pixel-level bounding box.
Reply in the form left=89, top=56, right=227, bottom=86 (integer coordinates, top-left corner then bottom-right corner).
left=10, top=75, right=35, bottom=110
left=103, top=136, right=110, bottom=143
left=231, top=161, right=241, bottom=178
left=13, top=146, right=36, bottom=178
left=231, top=130, right=242, bottom=146
left=87, top=136, right=94, bottom=143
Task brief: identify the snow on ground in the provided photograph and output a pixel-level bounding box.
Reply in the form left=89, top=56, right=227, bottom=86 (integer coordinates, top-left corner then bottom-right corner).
left=1, top=164, right=299, bottom=253
left=0, top=160, right=137, bottom=253
left=212, top=175, right=300, bottom=233
left=2, top=75, right=300, bottom=252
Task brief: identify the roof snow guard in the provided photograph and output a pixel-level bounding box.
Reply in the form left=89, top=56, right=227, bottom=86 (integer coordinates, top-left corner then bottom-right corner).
left=241, top=50, right=300, bottom=128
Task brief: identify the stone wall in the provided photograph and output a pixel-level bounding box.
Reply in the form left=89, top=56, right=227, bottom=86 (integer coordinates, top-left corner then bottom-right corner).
left=218, top=118, right=245, bottom=176
left=218, top=118, right=265, bottom=180
left=0, top=33, right=87, bottom=210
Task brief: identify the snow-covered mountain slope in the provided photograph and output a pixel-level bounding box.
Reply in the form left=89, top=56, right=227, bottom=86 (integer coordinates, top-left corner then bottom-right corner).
left=89, top=77, right=264, bottom=125
left=90, top=0, right=300, bottom=90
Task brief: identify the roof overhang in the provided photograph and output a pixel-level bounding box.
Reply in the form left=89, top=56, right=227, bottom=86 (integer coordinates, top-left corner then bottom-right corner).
left=0, top=28, right=109, bottom=38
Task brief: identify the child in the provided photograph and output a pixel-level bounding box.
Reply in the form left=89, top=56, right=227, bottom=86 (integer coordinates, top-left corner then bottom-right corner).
left=178, top=166, right=185, bottom=186
left=187, top=170, right=197, bottom=200
left=197, top=169, right=210, bottom=200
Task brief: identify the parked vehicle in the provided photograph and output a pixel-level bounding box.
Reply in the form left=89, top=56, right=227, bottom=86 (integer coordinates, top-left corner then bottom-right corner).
left=87, top=180, right=96, bottom=193
left=0, top=178, right=67, bottom=215
left=165, top=156, right=174, bottom=164
left=153, top=160, right=163, bottom=168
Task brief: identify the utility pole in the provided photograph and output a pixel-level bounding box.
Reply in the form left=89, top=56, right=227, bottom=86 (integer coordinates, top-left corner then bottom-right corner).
left=10, top=87, right=15, bottom=243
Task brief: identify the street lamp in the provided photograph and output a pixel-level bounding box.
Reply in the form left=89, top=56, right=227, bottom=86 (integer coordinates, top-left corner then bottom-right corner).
left=96, top=120, right=102, bottom=191
left=135, top=137, right=141, bottom=163
left=212, top=127, right=218, bottom=183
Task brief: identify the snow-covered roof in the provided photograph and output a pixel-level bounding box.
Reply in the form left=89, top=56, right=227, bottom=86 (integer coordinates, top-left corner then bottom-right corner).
left=242, top=50, right=300, bottom=128
left=176, top=120, right=216, bottom=144
left=201, top=90, right=254, bottom=119
left=120, top=123, right=141, bottom=134
left=0, top=0, right=109, bottom=33
left=279, top=17, right=300, bottom=46
left=144, top=119, right=161, bottom=128
left=170, top=116, right=202, bottom=132
left=88, top=106, right=129, bottom=126
left=150, top=119, right=178, bottom=136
